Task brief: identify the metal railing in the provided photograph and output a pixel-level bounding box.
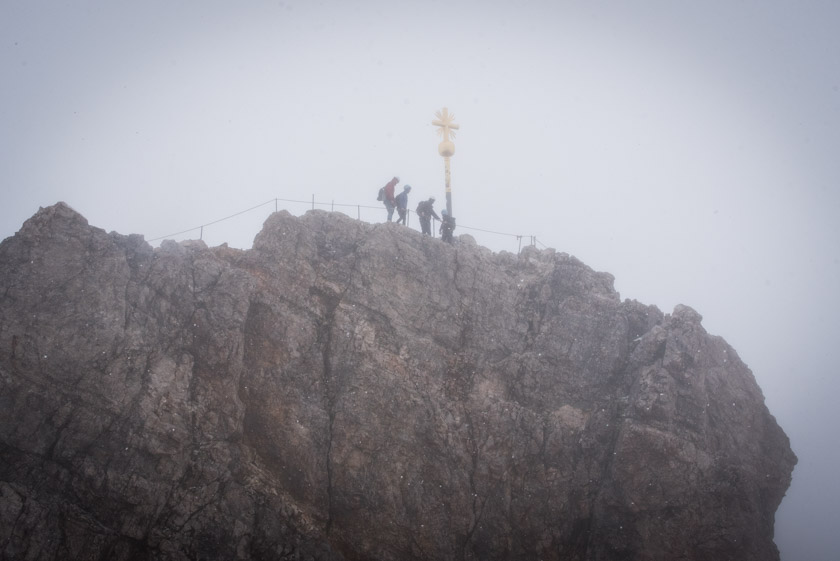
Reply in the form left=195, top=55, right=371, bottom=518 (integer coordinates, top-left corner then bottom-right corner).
left=148, top=196, right=542, bottom=252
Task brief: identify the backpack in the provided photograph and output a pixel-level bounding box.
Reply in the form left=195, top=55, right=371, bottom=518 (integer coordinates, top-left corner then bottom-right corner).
left=376, top=187, right=385, bottom=201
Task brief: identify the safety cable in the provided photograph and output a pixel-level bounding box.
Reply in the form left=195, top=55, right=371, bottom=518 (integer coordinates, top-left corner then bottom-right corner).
left=147, top=199, right=277, bottom=242
left=147, top=195, right=542, bottom=250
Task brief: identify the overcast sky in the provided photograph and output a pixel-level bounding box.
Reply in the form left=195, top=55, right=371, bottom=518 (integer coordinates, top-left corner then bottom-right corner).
left=2, top=1, right=838, bottom=559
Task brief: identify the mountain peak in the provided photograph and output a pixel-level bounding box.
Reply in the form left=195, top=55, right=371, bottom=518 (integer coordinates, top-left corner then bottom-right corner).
left=0, top=204, right=795, bottom=561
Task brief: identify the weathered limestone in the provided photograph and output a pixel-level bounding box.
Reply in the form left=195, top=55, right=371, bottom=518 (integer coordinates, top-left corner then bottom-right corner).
left=0, top=203, right=795, bottom=560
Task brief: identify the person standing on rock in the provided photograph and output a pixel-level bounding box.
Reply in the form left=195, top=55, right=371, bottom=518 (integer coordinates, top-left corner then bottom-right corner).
left=395, top=185, right=411, bottom=225
left=382, top=176, right=399, bottom=222
left=416, top=197, right=440, bottom=236
left=440, top=208, right=456, bottom=243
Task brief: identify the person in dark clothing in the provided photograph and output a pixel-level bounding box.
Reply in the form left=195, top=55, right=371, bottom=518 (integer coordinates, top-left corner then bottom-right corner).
left=382, top=176, right=399, bottom=221
left=395, top=185, right=411, bottom=225
left=440, top=208, right=456, bottom=243
left=416, top=197, right=440, bottom=236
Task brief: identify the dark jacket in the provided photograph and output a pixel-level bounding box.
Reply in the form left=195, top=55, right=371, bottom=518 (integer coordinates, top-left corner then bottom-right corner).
left=395, top=190, right=409, bottom=210
left=416, top=200, right=440, bottom=221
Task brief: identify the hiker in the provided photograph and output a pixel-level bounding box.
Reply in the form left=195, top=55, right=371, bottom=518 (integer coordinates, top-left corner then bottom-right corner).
left=416, top=197, right=440, bottom=236
left=395, top=185, right=412, bottom=225
left=381, top=176, right=399, bottom=221
left=440, top=209, right=456, bottom=243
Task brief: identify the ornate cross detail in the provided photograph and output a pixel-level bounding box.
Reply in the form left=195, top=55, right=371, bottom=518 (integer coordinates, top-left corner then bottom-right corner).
left=432, top=108, right=459, bottom=143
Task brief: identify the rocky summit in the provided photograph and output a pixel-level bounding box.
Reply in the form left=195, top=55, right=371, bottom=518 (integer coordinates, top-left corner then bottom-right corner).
left=0, top=202, right=795, bottom=561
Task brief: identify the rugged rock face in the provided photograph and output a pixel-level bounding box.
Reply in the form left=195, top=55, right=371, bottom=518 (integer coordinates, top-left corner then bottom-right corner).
left=0, top=202, right=795, bottom=561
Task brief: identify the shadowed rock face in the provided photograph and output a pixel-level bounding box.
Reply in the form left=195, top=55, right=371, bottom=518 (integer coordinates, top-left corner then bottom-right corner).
left=0, top=202, right=795, bottom=561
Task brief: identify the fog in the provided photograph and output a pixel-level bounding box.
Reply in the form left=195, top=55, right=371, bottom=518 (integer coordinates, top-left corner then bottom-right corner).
left=2, top=2, right=838, bottom=559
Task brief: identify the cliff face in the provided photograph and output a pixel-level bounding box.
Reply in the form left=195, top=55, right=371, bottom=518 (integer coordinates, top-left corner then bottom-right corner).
left=0, top=202, right=796, bottom=561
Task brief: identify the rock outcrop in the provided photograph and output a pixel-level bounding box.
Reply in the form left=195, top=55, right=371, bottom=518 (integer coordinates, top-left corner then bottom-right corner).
left=0, top=202, right=795, bottom=560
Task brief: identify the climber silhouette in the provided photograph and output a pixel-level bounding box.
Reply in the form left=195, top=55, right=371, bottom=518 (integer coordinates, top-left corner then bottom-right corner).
left=416, top=197, right=440, bottom=236
left=381, top=177, right=398, bottom=222
left=395, top=185, right=411, bottom=225
left=440, top=209, right=456, bottom=243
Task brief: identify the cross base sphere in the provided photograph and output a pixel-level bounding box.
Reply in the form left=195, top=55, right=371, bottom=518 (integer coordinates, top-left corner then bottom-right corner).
left=438, top=140, right=455, bottom=157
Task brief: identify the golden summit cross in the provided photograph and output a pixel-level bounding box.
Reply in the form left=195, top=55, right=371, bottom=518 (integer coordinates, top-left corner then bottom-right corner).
left=432, top=108, right=459, bottom=143
left=432, top=107, right=459, bottom=216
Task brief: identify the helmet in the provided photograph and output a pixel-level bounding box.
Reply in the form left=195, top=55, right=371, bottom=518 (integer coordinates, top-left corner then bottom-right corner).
left=442, top=209, right=448, bottom=216
left=404, top=185, right=412, bottom=190
left=430, top=197, right=435, bottom=202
